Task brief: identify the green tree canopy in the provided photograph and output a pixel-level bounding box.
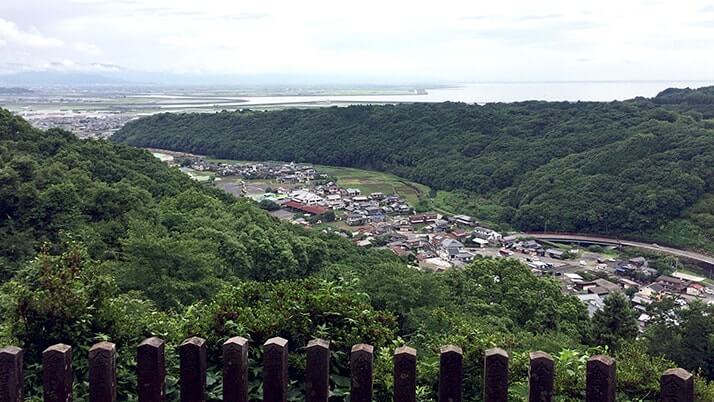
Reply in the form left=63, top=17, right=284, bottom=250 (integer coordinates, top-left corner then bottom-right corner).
left=591, top=292, right=638, bottom=350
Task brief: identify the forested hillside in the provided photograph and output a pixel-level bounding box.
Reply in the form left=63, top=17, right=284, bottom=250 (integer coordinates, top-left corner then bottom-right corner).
left=2, top=108, right=714, bottom=400
left=113, top=88, right=714, bottom=252
left=0, top=108, right=374, bottom=301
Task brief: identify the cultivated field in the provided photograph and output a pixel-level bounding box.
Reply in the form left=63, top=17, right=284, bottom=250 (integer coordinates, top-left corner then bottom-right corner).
left=315, top=165, right=430, bottom=205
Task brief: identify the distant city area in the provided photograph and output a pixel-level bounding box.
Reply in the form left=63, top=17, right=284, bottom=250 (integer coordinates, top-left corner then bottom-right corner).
left=0, top=85, right=432, bottom=138
left=153, top=148, right=714, bottom=333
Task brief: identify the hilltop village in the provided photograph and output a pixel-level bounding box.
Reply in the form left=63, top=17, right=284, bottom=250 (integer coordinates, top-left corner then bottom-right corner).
left=155, top=150, right=714, bottom=332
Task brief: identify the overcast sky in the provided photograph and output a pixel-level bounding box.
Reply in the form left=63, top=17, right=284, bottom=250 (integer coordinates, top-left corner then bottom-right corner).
left=1, top=0, right=713, bottom=83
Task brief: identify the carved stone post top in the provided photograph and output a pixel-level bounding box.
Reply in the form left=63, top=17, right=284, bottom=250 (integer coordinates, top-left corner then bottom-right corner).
left=264, top=337, right=288, bottom=348
left=0, top=346, right=22, bottom=355
left=139, top=337, right=165, bottom=348
left=43, top=343, right=72, bottom=354
left=394, top=346, right=417, bottom=357
left=662, top=368, right=692, bottom=381
left=307, top=339, right=330, bottom=350
left=485, top=348, right=509, bottom=358
left=180, top=337, right=206, bottom=348
left=529, top=351, right=553, bottom=361
left=588, top=355, right=615, bottom=366
left=224, top=336, right=249, bottom=347
left=90, top=342, right=115, bottom=354
left=351, top=344, right=374, bottom=354
left=440, top=345, right=463, bottom=355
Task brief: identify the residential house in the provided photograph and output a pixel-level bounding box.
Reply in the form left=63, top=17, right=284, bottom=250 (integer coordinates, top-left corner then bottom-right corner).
left=472, top=237, right=489, bottom=248
left=365, top=206, right=383, bottom=216
left=515, top=240, right=542, bottom=253
left=282, top=200, right=328, bottom=216
left=395, top=204, right=412, bottom=214
left=280, top=174, right=299, bottom=183
left=473, top=226, right=503, bottom=244
left=583, top=278, right=621, bottom=296
left=594, top=278, right=623, bottom=294
left=614, top=264, right=634, bottom=276
left=686, top=283, right=705, bottom=297
left=629, top=257, right=648, bottom=267
left=431, top=219, right=450, bottom=232
left=638, top=283, right=666, bottom=299
left=395, top=220, right=412, bottom=231
left=326, top=194, right=342, bottom=204
left=631, top=294, right=652, bottom=313
left=451, top=214, right=476, bottom=226
left=545, top=248, right=565, bottom=259
left=451, top=230, right=468, bottom=239
left=369, top=213, right=386, bottom=223
left=390, top=245, right=410, bottom=257
left=290, top=190, right=324, bottom=205
left=355, top=239, right=372, bottom=247
left=409, top=213, right=438, bottom=224
left=345, top=214, right=368, bottom=226
left=442, top=239, right=464, bottom=259
left=529, top=261, right=552, bottom=271
left=617, top=278, right=640, bottom=290
left=407, top=238, right=429, bottom=250
left=564, top=273, right=585, bottom=284
left=577, top=294, right=605, bottom=317
left=640, top=266, right=659, bottom=277
left=655, top=275, right=689, bottom=293
left=454, top=251, right=476, bottom=263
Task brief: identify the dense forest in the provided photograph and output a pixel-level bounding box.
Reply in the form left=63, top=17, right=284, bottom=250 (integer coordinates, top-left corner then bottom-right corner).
left=114, top=87, right=714, bottom=252
left=2, top=107, right=714, bottom=401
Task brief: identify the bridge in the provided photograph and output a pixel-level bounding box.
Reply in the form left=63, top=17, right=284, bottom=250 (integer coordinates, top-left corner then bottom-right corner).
left=504, top=232, right=714, bottom=268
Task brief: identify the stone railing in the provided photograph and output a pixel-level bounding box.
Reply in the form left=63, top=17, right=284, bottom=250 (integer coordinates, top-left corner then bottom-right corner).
left=0, top=337, right=695, bottom=402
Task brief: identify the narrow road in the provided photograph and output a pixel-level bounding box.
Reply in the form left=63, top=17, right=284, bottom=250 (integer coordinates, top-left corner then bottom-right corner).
left=504, top=232, right=714, bottom=267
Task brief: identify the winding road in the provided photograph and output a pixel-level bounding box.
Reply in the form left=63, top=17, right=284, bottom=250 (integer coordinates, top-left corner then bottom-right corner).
left=504, top=232, right=714, bottom=267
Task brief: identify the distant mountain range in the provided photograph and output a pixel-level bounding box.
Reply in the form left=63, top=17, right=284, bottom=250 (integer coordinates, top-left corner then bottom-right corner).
left=0, top=71, right=130, bottom=86
left=0, top=87, right=33, bottom=95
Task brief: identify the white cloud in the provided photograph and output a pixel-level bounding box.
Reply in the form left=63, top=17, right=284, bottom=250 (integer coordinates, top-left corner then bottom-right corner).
left=0, top=18, right=64, bottom=48
left=1, top=0, right=714, bottom=81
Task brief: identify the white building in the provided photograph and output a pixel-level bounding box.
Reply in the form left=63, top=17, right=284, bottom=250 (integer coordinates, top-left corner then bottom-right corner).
left=473, top=226, right=503, bottom=243
left=290, top=190, right=324, bottom=205
left=472, top=237, right=489, bottom=247
left=453, top=214, right=475, bottom=226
